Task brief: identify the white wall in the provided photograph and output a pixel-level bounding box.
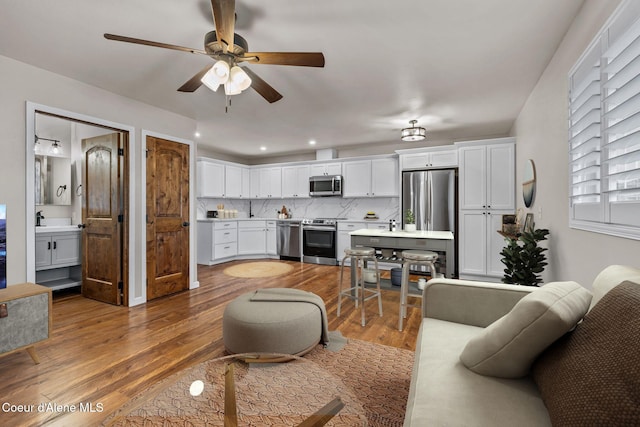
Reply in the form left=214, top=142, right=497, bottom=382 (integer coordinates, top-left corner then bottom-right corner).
left=511, top=0, right=640, bottom=288
left=0, top=54, right=196, bottom=292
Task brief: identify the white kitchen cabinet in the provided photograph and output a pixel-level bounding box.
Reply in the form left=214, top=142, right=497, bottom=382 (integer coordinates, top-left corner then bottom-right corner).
left=282, top=165, right=310, bottom=198
left=459, top=210, right=511, bottom=279
left=242, top=167, right=251, bottom=199
left=337, top=221, right=367, bottom=264
left=251, top=167, right=282, bottom=198
left=224, top=165, right=243, bottom=198
left=214, top=221, right=238, bottom=261
left=400, top=148, right=458, bottom=170
left=459, top=142, right=515, bottom=210
left=197, top=160, right=224, bottom=198
left=343, top=157, right=398, bottom=197
left=197, top=220, right=238, bottom=265
left=237, top=221, right=267, bottom=255
left=266, top=221, right=277, bottom=255
left=309, top=162, right=342, bottom=176
left=458, top=138, right=515, bottom=280
left=197, top=160, right=249, bottom=199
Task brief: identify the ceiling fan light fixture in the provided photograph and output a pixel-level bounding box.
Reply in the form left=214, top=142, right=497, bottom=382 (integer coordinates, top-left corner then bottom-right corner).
left=224, top=81, right=241, bottom=96
left=401, top=120, right=427, bottom=142
left=229, top=66, right=252, bottom=91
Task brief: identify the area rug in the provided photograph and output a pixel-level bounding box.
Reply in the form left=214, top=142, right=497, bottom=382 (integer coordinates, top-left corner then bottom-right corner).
left=223, top=261, right=294, bottom=278
left=103, top=337, right=414, bottom=426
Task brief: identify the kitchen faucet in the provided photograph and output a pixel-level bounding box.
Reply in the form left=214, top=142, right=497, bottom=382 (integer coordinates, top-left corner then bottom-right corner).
left=36, top=210, right=44, bottom=227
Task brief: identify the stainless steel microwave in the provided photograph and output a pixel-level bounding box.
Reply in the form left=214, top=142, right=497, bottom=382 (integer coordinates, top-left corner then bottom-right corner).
left=309, top=175, right=343, bottom=197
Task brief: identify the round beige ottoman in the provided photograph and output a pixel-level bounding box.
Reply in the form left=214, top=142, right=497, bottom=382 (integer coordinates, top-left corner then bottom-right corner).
left=223, top=289, right=324, bottom=356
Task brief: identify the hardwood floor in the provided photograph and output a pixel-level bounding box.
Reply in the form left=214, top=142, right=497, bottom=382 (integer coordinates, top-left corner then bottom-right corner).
left=0, top=260, right=422, bottom=426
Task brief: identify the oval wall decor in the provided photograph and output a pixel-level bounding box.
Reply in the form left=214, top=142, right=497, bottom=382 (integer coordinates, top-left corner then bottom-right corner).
left=523, top=159, right=536, bottom=208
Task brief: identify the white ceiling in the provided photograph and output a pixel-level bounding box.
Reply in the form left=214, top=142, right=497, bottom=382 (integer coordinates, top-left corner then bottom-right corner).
left=0, top=0, right=585, bottom=159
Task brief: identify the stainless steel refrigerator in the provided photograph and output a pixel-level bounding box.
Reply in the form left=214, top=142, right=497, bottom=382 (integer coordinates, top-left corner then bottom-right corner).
left=402, top=169, right=458, bottom=276
left=402, top=169, right=457, bottom=231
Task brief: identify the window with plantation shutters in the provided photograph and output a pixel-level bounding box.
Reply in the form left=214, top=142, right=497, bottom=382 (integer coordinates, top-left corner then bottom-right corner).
left=569, top=0, right=640, bottom=239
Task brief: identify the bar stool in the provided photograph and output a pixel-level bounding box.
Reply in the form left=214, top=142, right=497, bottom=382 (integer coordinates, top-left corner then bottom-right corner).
left=338, top=247, right=383, bottom=326
left=399, top=250, right=438, bottom=331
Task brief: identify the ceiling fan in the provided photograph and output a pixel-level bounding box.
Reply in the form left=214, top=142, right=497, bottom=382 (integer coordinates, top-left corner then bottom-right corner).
left=104, top=0, right=325, bottom=103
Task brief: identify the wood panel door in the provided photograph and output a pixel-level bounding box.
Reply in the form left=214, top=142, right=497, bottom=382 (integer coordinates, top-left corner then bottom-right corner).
left=146, top=136, right=190, bottom=300
left=81, top=133, right=125, bottom=305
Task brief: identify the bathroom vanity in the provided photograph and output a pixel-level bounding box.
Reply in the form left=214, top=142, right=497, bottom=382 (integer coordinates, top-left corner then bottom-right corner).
left=35, top=226, right=81, bottom=290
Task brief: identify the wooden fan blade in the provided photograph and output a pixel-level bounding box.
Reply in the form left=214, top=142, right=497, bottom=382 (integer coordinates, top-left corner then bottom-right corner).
left=224, top=363, right=238, bottom=427
left=210, top=0, right=236, bottom=53
left=242, top=67, right=283, bottom=103
left=177, top=65, right=214, bottom=92
left=240, top=52, right=325, bottom=67
left=104, top=33, right=206, bottom=55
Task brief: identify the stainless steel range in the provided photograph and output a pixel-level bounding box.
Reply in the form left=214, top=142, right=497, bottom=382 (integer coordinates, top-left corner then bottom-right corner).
left=301, top=218, right=344, bottom=265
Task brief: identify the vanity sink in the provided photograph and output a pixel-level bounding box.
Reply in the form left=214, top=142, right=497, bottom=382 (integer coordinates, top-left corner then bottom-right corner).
left=35, top=225, right=80, bottom=233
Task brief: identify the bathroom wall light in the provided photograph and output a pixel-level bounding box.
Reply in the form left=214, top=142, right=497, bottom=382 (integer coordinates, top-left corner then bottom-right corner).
left=35, top=135, right=63, bottom=155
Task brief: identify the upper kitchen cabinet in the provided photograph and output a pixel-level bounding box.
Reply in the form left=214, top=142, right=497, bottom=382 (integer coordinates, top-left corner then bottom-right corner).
left=251, top=167, right=282, bottom=198
left=343, top=157, right=398, bottom=197
left=197, top=159, right=224, bottom=198
left=197, top=158, right=250, bottom=198
left=458, top=139, right=515, bottom=210
left=224, top=165, right=249, bottom=199
left=398, top=147, right=458, bottom=170
left=309, top=162, right=342, bottom=176
left=282, top=165, right=310, bottom=198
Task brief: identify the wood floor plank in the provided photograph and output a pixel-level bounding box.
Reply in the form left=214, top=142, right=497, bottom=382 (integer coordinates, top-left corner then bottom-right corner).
left=0, top=260, right=420, bottom=426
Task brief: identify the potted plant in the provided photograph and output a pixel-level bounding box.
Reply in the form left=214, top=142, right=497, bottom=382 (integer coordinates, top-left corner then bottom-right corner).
left=405, top=209, right=416, bottom=232
left=500, top=228, right=550, bottom=286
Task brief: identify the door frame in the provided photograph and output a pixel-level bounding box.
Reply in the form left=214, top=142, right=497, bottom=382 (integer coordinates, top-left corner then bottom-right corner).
left=141, top=130, right=198, bottom=302
left=25, top=102, right=137, bottom=304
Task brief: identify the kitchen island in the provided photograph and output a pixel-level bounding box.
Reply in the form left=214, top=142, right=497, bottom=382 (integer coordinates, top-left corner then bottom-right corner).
left=349, top=229, right=455, bottom=278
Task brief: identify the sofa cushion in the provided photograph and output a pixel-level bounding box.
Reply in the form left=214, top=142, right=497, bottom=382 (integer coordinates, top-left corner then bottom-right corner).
left=405, top=318, right=551, bottom=426
left=532, top=280, right=640, bottom=426
left=459, top=281, right=592, bottom=378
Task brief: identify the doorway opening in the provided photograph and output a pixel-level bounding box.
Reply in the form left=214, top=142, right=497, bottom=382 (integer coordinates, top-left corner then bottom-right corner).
left=27, top=105, right=131, bottom=306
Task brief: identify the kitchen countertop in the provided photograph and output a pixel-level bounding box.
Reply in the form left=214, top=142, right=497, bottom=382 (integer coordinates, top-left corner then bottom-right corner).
left=197, top=218, right=388, bottom=223
left=349, top=228, right=454, bottom=240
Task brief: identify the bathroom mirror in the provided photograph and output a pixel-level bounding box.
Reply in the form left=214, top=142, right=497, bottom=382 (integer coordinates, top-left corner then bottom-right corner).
left=522, top=159, right=536, bottom=208
left=35, top=155, right=71, bottom=205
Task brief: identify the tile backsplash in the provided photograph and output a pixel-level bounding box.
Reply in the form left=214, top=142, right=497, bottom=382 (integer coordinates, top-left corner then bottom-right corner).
left=198, top=197, right=400, bottom=222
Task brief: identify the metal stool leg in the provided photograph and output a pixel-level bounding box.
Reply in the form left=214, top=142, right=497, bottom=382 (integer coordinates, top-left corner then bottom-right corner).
left=359, top=256, right=366, bottom=326
left=337, top=254, right=348, bottom=317
left=399, top=260, right=411, bottom=331
left=373, top=257, right=383, bottom=317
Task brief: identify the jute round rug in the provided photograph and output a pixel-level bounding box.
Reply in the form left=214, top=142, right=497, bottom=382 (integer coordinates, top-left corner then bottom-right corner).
left=223, top=261, right=294, bottom=278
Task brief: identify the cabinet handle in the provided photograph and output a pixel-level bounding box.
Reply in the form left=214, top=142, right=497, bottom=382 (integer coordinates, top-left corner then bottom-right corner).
left=48, top=242, right=51, bottom=250
left=53, top=241, right=57, bottom=250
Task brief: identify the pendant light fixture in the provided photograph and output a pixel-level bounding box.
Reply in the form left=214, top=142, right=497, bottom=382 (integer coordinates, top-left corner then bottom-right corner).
left=401, top=120, right=427, bottom=142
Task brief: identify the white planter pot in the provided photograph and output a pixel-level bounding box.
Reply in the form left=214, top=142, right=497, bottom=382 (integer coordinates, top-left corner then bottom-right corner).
left=405, top=224, right=416, bottom=232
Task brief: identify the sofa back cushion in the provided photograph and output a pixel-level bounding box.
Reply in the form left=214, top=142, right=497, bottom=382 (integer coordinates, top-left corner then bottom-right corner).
left=459, top=281, right=592, bottom=378
left=590, top=265, right=640, bottom=310
left=532, top=280, right=640, bottom=425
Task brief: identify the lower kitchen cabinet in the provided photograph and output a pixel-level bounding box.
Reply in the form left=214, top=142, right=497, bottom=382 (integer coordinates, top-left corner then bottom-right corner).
left=459, top=210, right=511, bottom=280
left=266, top=221, right=277, bottom=255
left=237, top=221, right=267, bottom=255
left=197, top=219, right=279, bottom=265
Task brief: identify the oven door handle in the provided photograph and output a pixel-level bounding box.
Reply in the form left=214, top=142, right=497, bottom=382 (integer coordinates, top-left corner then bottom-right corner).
left=303, top=225, right=336, bottom=231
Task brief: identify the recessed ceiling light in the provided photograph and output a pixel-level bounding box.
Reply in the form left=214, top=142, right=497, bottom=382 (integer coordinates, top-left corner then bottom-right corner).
left=260, top=146, right=266, bottom=151
left=309, top=140, right=316, bottom=145
left=194, top=132, right=201, bottom=138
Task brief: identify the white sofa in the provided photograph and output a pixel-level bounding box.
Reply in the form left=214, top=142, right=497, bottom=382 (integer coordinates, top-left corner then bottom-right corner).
left=403, top=265, right=640, bottom=426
